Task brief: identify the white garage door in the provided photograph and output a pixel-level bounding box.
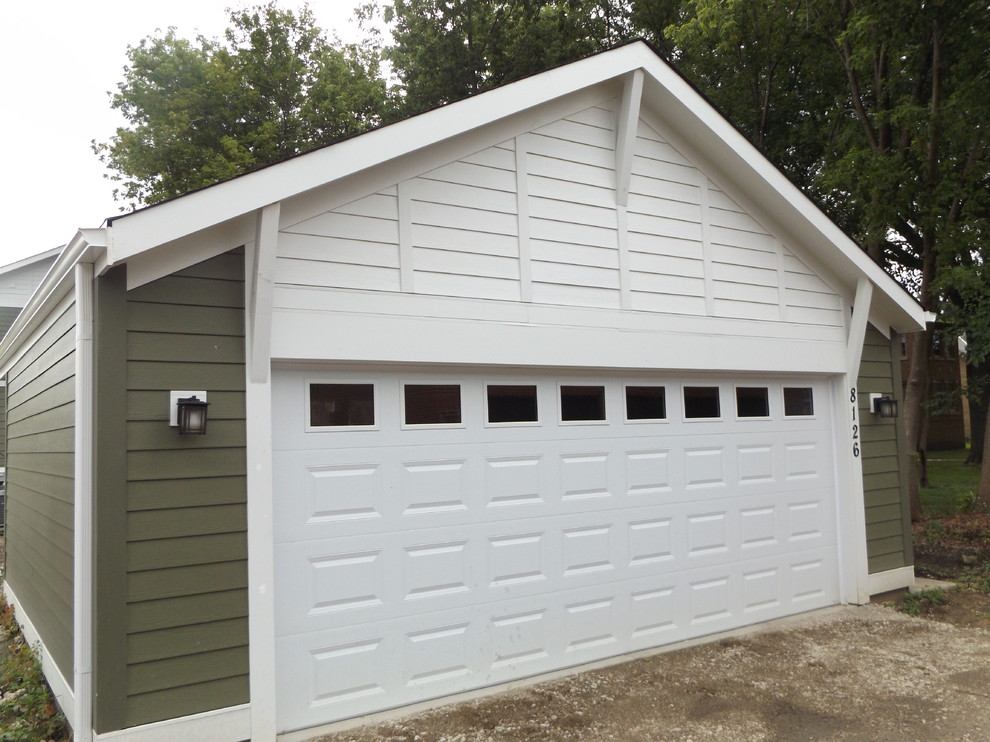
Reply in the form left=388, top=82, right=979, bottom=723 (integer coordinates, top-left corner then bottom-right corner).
left=272, top=366, right=840, bottom=732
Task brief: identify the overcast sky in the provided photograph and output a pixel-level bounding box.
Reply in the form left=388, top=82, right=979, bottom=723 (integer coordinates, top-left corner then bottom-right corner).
left=1, top=0, right=374, bottom=266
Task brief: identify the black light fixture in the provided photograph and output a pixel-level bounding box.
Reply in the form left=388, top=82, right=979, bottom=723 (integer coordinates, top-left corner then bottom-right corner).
left=176, top=395, right=210, bottom=435
left=870, top=393, right=899, bottom=419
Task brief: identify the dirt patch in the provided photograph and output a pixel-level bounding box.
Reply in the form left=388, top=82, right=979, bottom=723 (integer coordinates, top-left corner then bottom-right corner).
left=310, top=604, right=990, bottom=742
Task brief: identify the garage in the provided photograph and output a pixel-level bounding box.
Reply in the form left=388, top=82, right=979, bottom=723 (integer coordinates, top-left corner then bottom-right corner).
left=272, top=365, right=839, bottom=731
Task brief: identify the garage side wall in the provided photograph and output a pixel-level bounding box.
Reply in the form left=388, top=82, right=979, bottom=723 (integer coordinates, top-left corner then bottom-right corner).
left=858, top=324, right=912, bottom=574
left=4, top=298, right=76, bottom=683
left=94, top=250, right=248, bottom=733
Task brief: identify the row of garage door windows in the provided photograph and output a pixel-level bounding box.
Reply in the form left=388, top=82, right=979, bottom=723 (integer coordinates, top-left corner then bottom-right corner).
left=308, top=382, right=816, bottom=429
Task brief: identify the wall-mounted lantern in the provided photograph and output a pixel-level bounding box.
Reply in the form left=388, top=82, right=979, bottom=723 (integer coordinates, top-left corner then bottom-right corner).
left=170, top=391, right=210, bottom=435
left=869, top=393, right=899, bottom=419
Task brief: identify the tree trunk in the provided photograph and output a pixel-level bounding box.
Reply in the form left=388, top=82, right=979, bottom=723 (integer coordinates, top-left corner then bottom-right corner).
left=905, top=328, right=931, bottom=521
left=979, top=402, right=990, bottom=507
left=966, top=359, right=988, bottom=466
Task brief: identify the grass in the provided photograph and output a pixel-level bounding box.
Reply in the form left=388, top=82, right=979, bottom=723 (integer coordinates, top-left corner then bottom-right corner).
left=923, top=448, right=982, bottom=516
left=0, top=596, right=68, bottom=741
left=898, top=587, right=949, bottom=617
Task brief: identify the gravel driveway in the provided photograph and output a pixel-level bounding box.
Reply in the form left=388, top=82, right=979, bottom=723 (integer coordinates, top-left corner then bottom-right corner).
left=304, top=604, right=990, bottom=742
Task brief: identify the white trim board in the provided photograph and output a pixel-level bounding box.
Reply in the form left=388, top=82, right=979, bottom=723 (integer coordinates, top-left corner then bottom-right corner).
left=94, top=704, right=251, bottom=742
left=868, top=566, right=916, bottom=595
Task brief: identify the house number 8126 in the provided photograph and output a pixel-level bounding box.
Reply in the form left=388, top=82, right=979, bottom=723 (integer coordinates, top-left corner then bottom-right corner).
left=850, top=387, right=860, bottom=457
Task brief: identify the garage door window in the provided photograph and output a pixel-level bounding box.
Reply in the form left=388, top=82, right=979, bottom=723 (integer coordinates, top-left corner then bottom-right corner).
left=486, top=384, right=539, bottom=424
left=404, top=384, right=462, bottom=425
left=783, top=387, right=815, bottom=417
left=560, top=385, right=606, bottom=422
left=684, top=386, right=720, bottom=419
left=625, top=385, right=666, bottom=421
left=735, top=387, right=770, bottom=418
left=308, top=383, right=375, bottom=428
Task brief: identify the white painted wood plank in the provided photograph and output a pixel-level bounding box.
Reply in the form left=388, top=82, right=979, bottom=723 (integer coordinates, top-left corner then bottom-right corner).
left=629, top=291, right=707, bottom=315
left=461, top=145, right=516, bottom=170
left=528, top=196, right=617, bottom=229
left=284, top=211, right=399, bottom=243
left=635, top=117, right=664, bottom=142
left=531, top=281, right=620, bottom=309
left=617, top=206, right=631, bottom=309
left=526, top=155, right=615, bottom=190
left=566, top=103, right=616, bottom=130
left=785, top=288, right=844, bottom=310
left=698, top=176, right=715, bottom=316
left=712, top=280, right=779, bottom=305
left=414, top=271, right=520, bottom=302
left=412, top=224, right=520, bottom=258
left=615, top=71, right=643, bottom=208
left=332, top=192, right=399, bottom=219
left=530, top=218, right=618, bottom=249
left=706, top=189, right=746, bottom=212
left=409, top=178, right=518, bottom=215
left=422, top=161, right=517, bottom=192
left=531, top=240, right=619, bottom=269
left=631, top=156, right=699, bottom=188
left=413, top=201, right=519, bottom=236
left=628, top=252, right=704, bottom=278
left=710, top=262, right=778, bottom=287
left=526, top=135, right=615, bottom=172
left=709, top=226, right=776, bottom=253
left=785, top=271, right=840, bottom=294
left=782, top=254, right=818, bottom=275
left=627, top=178, right=701, bottom=207
left=530, top=260, right=620, bottom=289
left=627, top=233, right=704, bottom=261
left=279, top=232, right=400, bottom=268
left=528, top=175, right=616, bottom=208
left=788, top=305, right=845, bottom=327
left=276, top=257, right=401, bottom=292
left=413, top=246, right=520, bottom=280
left=271, top=284, right=848, bottom=343
left=398, top=181, right=415, bottom=292
left=626, top=212, right=703, bottom=242
left=532, top=118, right=615, bottom=151
left=515, top=136, right=533, bottom=303
left=710, top=243, right=779, bottom=270
left=633, top=133, right=694, bottom=168
left=708, top=207, right=769, bottom=234
left=629, top=271, right=705, bottom=297
left=712, top=298, right=780, bottom=321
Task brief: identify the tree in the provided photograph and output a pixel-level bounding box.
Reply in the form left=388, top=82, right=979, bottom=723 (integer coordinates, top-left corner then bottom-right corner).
left=649, top=0, right=990, bottom=519
left=94, top=3, right=391, bottom=206
left=371, top=0, right=634, bottom=112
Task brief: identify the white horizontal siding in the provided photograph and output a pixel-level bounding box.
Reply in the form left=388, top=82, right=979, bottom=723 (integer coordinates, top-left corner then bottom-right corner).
left=269, top=100, right=847, bottom=335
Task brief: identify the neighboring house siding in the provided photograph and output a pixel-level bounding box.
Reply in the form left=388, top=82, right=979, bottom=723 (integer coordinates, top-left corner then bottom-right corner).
left=859, top=324, right=912, bottom=574
left=5, top=298, right=76, bottom=681
left=0, top=304, right=25, bottom=470
left=95, top=251, right=247, bottom=733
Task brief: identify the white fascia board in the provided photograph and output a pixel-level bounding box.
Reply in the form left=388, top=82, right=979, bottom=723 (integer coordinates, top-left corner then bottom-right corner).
left=0, top=228, right=107, bottom=374
left=105, top=43, right=656, bottom=263
left=634, top=63, right=925, bottom=334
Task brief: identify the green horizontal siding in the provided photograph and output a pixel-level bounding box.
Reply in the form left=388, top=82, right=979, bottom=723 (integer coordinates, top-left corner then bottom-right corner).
left=858, top=325, right=913, bottom=575
left=95, top=250, right=249, bottom=734
left=4, top=300, right=75, bottom=684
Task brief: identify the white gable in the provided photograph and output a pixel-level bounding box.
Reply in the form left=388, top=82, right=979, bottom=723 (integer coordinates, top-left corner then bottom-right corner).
left=269, top=96, right=847, bottom=343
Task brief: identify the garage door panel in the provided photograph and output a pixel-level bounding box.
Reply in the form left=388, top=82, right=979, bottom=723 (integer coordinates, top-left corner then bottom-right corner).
left=276, top=544, right=840, bottom=731
left=273, top=367, right=841, bottom=731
